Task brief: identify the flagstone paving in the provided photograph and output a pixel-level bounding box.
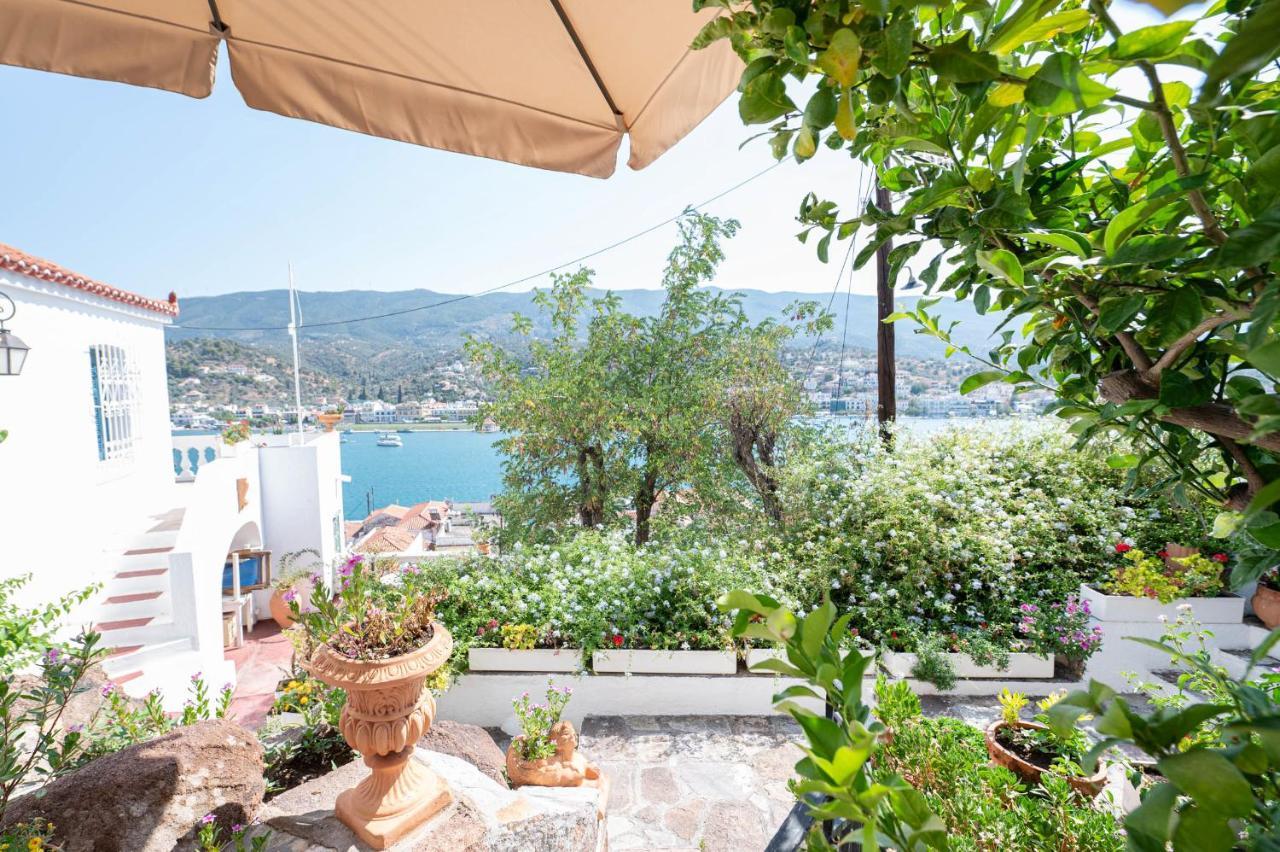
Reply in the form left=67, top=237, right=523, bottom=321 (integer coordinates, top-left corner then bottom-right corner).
left=577, top=714, right=802, bottom=852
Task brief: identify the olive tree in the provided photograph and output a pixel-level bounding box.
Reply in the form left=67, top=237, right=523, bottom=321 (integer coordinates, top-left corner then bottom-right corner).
left=695, top=0, right=1280, bottom=566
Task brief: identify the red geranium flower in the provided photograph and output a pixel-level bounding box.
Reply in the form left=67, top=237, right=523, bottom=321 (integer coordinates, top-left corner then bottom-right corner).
left=1115, top=542, right=1132, bottom=554
left=1157, top=549, right=1169, bottom=559
left=1212, top=552, right=1229, bottom=563
left=611, top=634, right=624, bottom=648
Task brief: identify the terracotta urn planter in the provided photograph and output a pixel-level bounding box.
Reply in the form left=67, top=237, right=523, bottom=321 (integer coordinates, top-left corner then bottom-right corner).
left=1254, top=583, right=1280, bottom=629
left=476, top=541, right=491, bottom=555
left=268, top=589, right=295, bottom=629
left=984, top=719, right=1107, bottom=798
left=303, top=623, right=454, bottom=849
left=317, top=412, right=343, bottom=432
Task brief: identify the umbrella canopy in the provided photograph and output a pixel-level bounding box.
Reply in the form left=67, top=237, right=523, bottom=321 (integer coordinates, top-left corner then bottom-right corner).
left=0, top=0, right=741, bottom=177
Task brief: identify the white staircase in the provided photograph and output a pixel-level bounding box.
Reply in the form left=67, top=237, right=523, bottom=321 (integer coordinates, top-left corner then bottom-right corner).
left=92, top=507, right=235, bottom=709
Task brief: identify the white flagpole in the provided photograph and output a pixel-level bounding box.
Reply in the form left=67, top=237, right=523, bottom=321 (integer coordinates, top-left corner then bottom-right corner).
left=287, top=263, right=304, bottom=438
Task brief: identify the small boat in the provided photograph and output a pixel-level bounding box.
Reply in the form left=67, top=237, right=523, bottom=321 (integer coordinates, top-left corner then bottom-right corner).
left=396, top=427, right=412, bottom=433
left=376, top=432, right=403, bottom=447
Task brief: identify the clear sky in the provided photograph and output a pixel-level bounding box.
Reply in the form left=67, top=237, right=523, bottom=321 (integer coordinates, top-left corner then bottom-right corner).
left=0, top=2, right=1174, bottom=304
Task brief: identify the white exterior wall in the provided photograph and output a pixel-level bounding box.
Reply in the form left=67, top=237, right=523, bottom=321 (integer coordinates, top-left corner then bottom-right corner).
left=257, top=431, right=346, bottom=611
left=0, top=269, right=174, bottom=609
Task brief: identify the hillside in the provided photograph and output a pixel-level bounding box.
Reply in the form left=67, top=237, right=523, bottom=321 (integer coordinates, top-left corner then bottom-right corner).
left=168, top=286, right=1006, bottom=360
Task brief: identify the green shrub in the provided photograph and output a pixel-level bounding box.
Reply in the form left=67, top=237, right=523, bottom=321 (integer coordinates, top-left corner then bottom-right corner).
left=878, top=712, right=1123, bottom=851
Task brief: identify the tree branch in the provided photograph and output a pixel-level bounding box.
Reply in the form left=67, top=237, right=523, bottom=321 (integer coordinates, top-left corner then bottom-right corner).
left=1146, top=310, right=1247, bottom=378
left=1071, top=284, right=1154, bottom=371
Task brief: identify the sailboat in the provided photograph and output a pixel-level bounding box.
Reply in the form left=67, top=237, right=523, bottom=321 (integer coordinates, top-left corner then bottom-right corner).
left=376, top=432, right=403, bottom=447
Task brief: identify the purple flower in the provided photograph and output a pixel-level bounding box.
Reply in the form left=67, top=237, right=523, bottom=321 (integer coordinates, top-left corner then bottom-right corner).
left=282, top=589, right=298, bottom=603
left=200, top=814, right=217, bottom=825
left=310, top=572, right=323, bottom=585
left=191, top=671, right=202, bottom=682
left=101, top=681, right=116, bottom=697
left=68, top=723, right=84, bottom=733
left=231, top=824, right=245, bottom=833
left=45, top=648, right=61, bottom=663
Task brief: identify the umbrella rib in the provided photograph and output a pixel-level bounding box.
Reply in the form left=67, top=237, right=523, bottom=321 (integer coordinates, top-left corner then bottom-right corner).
left=225, top=34, right=619, bottom=134
left=546, top=0, right=624, bottom=124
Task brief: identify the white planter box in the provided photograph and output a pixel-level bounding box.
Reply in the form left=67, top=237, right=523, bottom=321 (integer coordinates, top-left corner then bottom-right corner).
left=591, top=649, right=737, bottom=675
left=746, top=648, right=786, bottom=670
left=467, top=647, right=583, bottom=673
left=1080, top=584, right=1245, bottom=624
left=880, top=650, right=1054, bottom=679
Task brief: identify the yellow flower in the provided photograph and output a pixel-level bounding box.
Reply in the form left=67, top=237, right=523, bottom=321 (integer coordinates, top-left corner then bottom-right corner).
left=299, top=696, right=309, bottom=705
left=28, top=838, right=43, bottom=851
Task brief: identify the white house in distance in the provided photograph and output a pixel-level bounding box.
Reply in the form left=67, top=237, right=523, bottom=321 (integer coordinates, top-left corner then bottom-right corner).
left=0, top=243, right=346, bottom=705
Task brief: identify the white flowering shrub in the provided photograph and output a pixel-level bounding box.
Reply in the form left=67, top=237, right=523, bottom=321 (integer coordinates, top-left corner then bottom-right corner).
left=410, top=529, right=772, bottom=665
left=775, top=423, right=1205, bottom=654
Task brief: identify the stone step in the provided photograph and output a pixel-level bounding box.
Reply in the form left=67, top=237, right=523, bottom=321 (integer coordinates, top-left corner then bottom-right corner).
left=94, top=592, right=172, bottom=622
left=102, top=638, right=195, bottom=677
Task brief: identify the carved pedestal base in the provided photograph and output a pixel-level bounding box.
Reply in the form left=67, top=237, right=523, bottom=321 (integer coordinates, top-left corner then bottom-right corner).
left=336, top=747, right=452, bottom=849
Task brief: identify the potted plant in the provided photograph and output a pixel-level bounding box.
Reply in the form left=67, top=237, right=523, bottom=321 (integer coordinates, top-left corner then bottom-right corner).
left=467, top=621, right=582, bottom=673
left=984, top=689, right=1107, bottom=798
left=317, top=405, right=345, bottom=433
left=1254, top=567, right=1280, bottom=629
left=471, top=524, right=492, bottom=555
left=504, top=679, right=603, bottom=792
left=1014, top=595, right=1103, bottom=681
left=291, top=555, right=452, bottom=849
left=269, top=548, right=322, bottom=629
left=221, top=419, right=250, bottom=446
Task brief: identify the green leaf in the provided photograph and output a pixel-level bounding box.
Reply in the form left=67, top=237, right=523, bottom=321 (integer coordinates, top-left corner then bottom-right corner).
left=783, top=25, right=811, bottom=65
left=1216, top=204, right=1280, bottom=269
left=1018, top=230, right=1090, bottom=258
left=984, top=0, right=1060, bottom=55
left=1158, top=371, right=1211, bottom=408
left=1103, top=234, right=1185, bottom=267
left=818, top=29, right=862, bottom=87
left=876, top=15, right=914, bottom=77
left=976, top=248, right=1024, bottom=285
left=1096, top=294, right=1146, bottom=334
left=1204, top=0, right=1280, bottom=93
left=1157, top=750, right=1256, bottom=818
left=1247, top=478, right=1280, bottom=518
left=1006, top=9, right=1093, bottom=54
left=691, top=16, right=734, bottom=50
left=803, top=87, right=837, bottom=130
left=1112, top=21, right=1194, bottom=61
left=1024, top=53, right=1116, bottom=116
left=929, top=34, right=1000, bottom=83
left=1107, top=453, right=1140, bottom=469
left=1125, top=782, right=1177, bottom=850
left=1105, top=194, right=1180, bottom=255
left=960, top=370, right=1006, bottom=395
left=739, top=72, right=796, bottom=124
left=1172, top=805, right=1234, bottom=852
left=1246, top=340, right=1280, bottom=379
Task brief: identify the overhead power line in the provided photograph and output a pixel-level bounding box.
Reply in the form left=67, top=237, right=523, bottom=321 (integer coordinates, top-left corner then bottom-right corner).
left=174, top=161, right=785, bottom=332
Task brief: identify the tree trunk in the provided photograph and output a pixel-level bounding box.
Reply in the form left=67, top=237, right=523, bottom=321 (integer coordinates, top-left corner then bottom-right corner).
left=576, top=445, right=607, bottom=528
left=729, top=419, right=784, bottom=526
left=633, top=468, right=659, bottom=547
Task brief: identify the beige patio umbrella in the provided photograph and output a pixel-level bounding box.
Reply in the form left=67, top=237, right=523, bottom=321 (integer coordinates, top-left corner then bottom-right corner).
left=0, top=0, right=741, bottom=178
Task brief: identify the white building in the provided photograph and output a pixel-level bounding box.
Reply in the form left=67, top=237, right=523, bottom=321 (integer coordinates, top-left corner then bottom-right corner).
left=0, top=244, right=346, bottom=706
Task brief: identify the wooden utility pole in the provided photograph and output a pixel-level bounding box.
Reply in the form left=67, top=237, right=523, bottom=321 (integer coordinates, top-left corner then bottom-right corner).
left=875, top=182, right=895, bottom=444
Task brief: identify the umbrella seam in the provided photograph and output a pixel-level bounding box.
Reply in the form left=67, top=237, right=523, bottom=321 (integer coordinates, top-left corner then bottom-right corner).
left=59, top=0, right=214, bottom=37
left=227, top=35, right=619, bottom=134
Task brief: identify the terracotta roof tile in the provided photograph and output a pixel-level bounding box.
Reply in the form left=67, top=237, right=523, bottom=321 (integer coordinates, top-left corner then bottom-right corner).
left=0, top=243, right=179, bottom=317
left=356, top=527, right=416, bottom=554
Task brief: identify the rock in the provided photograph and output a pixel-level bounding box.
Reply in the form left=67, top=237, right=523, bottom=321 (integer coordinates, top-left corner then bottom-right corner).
left=258, top=748, right=606, bottom=851
left=3, top=718, right=265, bottom=852
left=420, top=719, right=508, bottom=788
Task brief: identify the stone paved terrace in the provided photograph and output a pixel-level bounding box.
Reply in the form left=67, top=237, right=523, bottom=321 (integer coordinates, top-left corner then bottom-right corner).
left=580, top=715, right=802, bottom=851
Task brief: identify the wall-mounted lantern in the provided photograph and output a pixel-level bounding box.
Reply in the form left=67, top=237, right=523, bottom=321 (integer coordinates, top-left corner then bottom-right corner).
left=0, top=292, right=28, bottom=376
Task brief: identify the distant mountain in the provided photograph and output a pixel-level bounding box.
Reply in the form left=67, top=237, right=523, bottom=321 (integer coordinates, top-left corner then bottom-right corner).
left=168, top=286, right=1007, bottom=360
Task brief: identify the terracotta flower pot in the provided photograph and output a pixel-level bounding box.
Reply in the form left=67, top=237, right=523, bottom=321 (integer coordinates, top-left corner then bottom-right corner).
left=476, top=541, right=490, bottom=555
left=317, top=412, right=343, bottom=432
left=984, top=719, right=1107, bottom=798
left=303, top=623, right=454, bottom=849
left=268, top=589, right=295, bottom=629
left=1253, top=584, right=1280, bottom=629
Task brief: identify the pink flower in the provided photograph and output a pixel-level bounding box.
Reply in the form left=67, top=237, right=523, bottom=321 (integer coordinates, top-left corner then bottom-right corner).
left=200, top=814, right=217, bottom=825
left=101, top=681, right=116, bottom=697
left=282, top=589, right=298, bottom=603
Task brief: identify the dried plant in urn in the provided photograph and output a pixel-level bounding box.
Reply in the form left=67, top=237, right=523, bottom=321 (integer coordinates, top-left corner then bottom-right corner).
left=290, top=554, right=451, bottom=849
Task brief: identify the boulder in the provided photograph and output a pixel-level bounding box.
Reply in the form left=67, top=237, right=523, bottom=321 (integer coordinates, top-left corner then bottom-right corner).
left=2, top=718, right=265, bottom=852
left=256, top=748, right=606, bottom=851
left=420, top=719, right=508, bottom=788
